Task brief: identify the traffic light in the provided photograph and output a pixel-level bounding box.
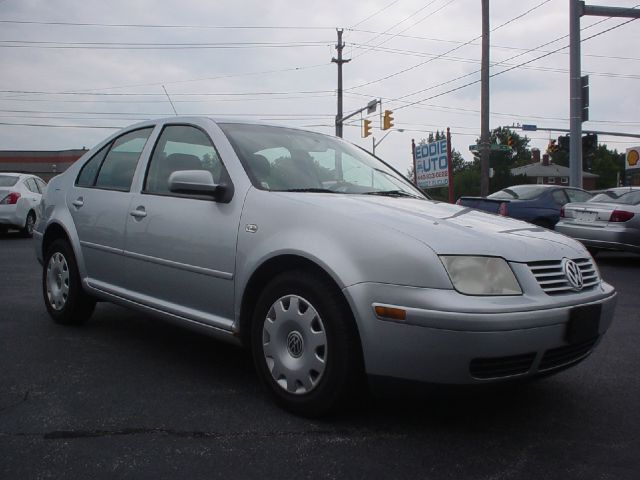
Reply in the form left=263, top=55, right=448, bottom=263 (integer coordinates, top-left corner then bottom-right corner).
left=382, top=110, right=394, bottom=130
left=547, top=139, right=558, bottom=154
left=558, top=135, right=570, bottom=152
left=362, top=119, right=372, bottom=138
left=582, top=132, right=597, bottom=153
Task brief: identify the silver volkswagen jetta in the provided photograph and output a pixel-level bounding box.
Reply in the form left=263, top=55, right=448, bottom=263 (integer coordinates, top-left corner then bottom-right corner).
left=34, top=117, right=616, bottom=416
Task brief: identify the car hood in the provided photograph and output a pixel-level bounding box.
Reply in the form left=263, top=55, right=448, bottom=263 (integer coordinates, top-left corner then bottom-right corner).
left=280, top=193, right=587, bottom=263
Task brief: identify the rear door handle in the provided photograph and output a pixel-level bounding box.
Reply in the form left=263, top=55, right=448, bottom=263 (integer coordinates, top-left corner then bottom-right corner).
left=72, top=197, right=84, bottom=208
left=130, top=207, right=147, bottom=219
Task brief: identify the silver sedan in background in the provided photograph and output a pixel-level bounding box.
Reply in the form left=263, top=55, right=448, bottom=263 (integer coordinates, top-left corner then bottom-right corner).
left=556, top=189, right=640, bottom=254
left=34, top=117, right=617, bottom=416
left=0, top=173, right=47, bottom=237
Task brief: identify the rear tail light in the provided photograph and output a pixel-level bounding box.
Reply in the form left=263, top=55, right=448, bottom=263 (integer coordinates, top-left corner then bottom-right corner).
left=498, top=202, right=508, bottom=216
left=609, top=210, right=634, bottom=222
left=560, top=206, right=565, bottom=217
left=0, top=192, right=20, bottom=205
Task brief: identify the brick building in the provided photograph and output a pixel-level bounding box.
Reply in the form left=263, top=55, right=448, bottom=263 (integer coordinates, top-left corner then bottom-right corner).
left=511, top=148, right=598, bottom=190
left=0, top=149, right=87, bottom=181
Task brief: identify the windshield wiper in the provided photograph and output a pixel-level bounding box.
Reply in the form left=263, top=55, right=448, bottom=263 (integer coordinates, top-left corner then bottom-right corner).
left=278, top=188, right=339, bottom=193
left=364, top=190, right=421, bottom=198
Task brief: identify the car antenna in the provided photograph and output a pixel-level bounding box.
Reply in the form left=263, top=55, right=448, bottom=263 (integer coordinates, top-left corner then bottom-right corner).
left=162, top=85, right=178, bottom=116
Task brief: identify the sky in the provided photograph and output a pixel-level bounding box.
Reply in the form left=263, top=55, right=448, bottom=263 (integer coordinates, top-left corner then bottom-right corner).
left=0, top=0, right=639, bottom=175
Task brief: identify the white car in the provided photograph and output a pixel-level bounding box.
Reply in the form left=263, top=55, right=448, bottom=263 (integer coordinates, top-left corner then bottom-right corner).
left=0, top=173, right=47, bottom=237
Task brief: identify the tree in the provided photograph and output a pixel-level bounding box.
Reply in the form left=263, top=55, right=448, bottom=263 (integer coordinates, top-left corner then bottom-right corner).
left=591, top=145, right=624, bottom=189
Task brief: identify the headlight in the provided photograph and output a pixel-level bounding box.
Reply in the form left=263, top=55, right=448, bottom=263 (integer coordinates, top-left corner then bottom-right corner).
left=440, top=256, right=522, bottom=296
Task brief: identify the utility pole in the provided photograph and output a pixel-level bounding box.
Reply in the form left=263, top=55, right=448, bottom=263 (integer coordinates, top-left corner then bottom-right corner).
left=569, top=1, right=640, bottom=188
left=332, top=29, right=350, bottom=138
left=569, top=0, right=583, bottom=188
left=480, top=0, right=490, bottom=196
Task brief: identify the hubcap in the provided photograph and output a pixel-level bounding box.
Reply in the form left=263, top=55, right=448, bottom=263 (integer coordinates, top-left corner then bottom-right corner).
left=262, top=295, right=327, bottom=395
left=46, top=252, right=70, bottom=311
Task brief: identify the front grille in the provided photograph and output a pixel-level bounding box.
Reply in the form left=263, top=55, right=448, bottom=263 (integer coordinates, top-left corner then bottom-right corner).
left=539, top=336, right=599, bottom=371
left=527, top=257, right=599, bottom=295
left=470, top=352, right=536, bottom=379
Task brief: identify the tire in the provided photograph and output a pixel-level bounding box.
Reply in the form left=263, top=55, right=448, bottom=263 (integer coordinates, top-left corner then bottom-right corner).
left=43, top=239, right=96, bottom=325
left=21, top=211, right=36, bottom=238
left=533, top=218, right=554, bottom=230
left=250, top=270, right=363, bottom=417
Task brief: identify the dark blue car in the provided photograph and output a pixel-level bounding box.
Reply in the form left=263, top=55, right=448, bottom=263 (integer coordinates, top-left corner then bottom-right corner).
left=457, top=184, right=593, bottom=229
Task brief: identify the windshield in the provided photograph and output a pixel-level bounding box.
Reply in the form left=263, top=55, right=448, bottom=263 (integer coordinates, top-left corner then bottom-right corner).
left=488, top=185, right=547, bottom=200
left=0, top=175, right=19, bottom=187
left=219, top=123, right=424, bottom=198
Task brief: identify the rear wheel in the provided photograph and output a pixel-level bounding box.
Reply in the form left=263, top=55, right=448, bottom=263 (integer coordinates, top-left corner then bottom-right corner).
left=21, top=212, right=36, bottom=237
left=43, top=239, right=95, bottom=325
left=250, top=270, right=362, bottom=417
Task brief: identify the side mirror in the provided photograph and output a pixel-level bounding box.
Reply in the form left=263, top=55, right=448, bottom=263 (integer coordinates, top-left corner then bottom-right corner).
left=168, top=170, right=227, bottom=200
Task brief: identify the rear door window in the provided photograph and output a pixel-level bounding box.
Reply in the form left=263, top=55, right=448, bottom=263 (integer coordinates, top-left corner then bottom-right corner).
left=95, top=128, right=153, bottom=191
left=25, top=178, right=40, bottom=193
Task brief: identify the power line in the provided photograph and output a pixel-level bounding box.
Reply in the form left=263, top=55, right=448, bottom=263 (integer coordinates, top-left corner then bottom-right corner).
left=0, top=40, right=333, bottom=50
left=351, top=0, right=457, bottom=61
left=0, top=89, right=334, bottom=97
left=387, top=12, right=638, bottom=109
left=349, top=27, right=640, bottom=62
left=0, top=19, right=334, bottom=30
left=346, top=0, right=553, bottom=91
left=350, top=0, right=403, bottom=28
left=348, top=43, right=640, bottom=79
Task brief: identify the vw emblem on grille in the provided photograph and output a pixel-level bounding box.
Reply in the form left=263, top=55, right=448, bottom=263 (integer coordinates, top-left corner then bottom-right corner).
left=562, top=258, right=584, bottom=291
left=286, top=331, right=304, bottom=358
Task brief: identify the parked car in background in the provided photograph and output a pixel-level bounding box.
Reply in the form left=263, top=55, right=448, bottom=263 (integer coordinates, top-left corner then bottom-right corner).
left=34, top=118, right=616, bottom=416
left=0, top=173, right=47, bottom=237
left=457, top=184, right=593, bottom=229
left=556, top=189, right=640, bottom=254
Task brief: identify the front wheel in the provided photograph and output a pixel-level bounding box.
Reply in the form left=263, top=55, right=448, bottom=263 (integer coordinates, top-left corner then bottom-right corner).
left=250, top=271, right=363, bottom=417
left=43, top=239, right=96, bottom=325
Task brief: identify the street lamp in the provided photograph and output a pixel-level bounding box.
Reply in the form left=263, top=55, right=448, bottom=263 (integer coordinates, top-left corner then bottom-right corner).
left=372, top=129, right=404, bottom=155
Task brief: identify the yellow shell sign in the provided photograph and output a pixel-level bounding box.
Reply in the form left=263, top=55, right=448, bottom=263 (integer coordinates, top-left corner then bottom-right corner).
left=627, top=147, right=640, bottom=170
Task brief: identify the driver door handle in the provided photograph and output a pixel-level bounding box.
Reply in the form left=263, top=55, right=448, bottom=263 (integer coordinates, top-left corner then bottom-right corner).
left=72, top=197, right=84, bottom=208
left=130, top=207, right=147, bottom=219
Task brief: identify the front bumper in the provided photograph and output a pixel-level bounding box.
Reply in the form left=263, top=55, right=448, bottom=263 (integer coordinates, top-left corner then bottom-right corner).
left=343, top=281, right=616, bottom=384
left=556, top=222, right=640, bottom=253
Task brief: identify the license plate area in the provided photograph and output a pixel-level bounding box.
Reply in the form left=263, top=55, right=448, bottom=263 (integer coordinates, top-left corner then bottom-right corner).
left=566, top=304, right=601, bottom=344
left=575, top=211, right=597, bottom=223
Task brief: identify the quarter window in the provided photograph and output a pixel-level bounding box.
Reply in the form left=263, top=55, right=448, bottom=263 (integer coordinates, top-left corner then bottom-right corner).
left=77, top=144, right=110, bottom=187
left=552, top=190, right=568, bottom=205
left=94, top=128, right=153, bottom=191
left=145, top=125, right=224, bottom=195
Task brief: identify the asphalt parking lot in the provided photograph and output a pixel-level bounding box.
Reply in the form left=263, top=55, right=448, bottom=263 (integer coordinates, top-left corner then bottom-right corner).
left=1, top=233, right=639, bottom=479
